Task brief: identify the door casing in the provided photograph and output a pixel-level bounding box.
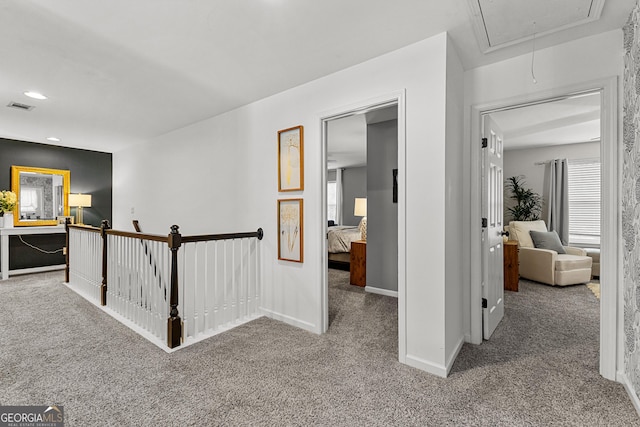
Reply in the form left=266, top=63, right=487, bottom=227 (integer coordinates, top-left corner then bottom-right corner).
left=319, top=90, right=407, bottom=362
left=468, top=77, right=620, bottom=381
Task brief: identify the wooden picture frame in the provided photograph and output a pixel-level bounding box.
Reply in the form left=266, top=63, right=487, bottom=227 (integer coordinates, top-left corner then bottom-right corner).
left=278, top=125, right=304, bottom=191
left=277, top=198, right=303, bottom=263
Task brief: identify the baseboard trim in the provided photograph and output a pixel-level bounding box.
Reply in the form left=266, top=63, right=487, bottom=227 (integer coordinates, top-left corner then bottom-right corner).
left=445, top=336, right=465, bottom=376
left=8, top=264, right=65, bottom=278
left=405, top=354, right=447, bottom=378
left=365, top=286, right=398, bottom=298
left=618, top=372, right=640, bottom=416
left=260, top=307, right=319, bottom=334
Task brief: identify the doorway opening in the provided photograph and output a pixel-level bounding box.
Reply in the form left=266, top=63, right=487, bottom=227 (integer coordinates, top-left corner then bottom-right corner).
left=470, top=79, right=619, bottom=380
left=319, top=92, right=407, bottom=362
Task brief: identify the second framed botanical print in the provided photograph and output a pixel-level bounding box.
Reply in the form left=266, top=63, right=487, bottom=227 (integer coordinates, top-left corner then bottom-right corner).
left=277, top=198, right=303, bottom=263
left=278, top=125, right=304, bottom=191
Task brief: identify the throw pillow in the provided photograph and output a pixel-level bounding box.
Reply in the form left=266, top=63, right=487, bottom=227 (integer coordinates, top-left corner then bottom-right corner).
left=529, top=230, right=566, bottom=254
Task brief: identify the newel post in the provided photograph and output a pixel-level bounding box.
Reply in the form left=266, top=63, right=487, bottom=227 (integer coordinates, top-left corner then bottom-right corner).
left=100, top=220, right=110, bottom=306
left=167, top=224, right=182, bottom=348
left=64, top=218, right=71, bottom=283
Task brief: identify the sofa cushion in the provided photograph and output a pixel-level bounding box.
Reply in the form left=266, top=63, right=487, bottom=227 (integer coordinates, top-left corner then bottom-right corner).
left=530, top=230, right=566, bottom=254
left=509, top=220, right=547, bottom=248
left=555, top=254, right=592, bottom=271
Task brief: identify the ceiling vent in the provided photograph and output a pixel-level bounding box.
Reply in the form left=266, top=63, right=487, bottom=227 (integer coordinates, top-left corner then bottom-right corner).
left=467, top=0, right=605, bottom=53
left=7, top=101, right=35, bottom=111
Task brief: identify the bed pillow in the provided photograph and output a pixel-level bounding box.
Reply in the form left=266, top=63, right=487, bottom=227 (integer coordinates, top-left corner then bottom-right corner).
left=529, top=230, right=566, bottom=254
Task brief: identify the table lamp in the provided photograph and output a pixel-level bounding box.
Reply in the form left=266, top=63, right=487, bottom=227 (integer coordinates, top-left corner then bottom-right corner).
left=69, top=193, right=92, bottom=225
left=354, top=197, right=367, bottom=241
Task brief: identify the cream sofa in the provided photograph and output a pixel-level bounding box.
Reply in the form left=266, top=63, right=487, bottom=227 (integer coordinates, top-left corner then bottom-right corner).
left=508, top=220, right=592, bottom=286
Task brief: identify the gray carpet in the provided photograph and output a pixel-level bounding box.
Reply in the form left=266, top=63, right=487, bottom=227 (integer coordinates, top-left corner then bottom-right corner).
left=0, top=271, right=638, bottom=426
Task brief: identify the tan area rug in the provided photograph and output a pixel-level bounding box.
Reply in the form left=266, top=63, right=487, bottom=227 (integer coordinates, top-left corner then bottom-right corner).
left=586, top=282, right=600, bottom=299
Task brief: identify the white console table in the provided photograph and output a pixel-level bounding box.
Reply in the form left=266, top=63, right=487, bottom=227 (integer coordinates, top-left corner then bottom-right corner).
left=0, top=226, right=66, bottom=280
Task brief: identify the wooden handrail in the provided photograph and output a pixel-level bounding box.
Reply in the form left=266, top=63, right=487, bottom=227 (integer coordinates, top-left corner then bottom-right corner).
left=68, top=223, right=101, bottom=233
left=105, top=229, right=168, bottom=243
left=182, top=228, right=264, bottom=243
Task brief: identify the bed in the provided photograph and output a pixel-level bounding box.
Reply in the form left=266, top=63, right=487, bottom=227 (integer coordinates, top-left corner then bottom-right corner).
left=327, top=225, right=362, bottom=270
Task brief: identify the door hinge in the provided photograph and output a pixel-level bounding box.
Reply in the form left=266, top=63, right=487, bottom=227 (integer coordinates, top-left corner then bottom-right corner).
left=482, top=217, right=488, bottom=228
left=481, top=137, right=488, bottom=148
left=482, top=298, right=487, bottom=308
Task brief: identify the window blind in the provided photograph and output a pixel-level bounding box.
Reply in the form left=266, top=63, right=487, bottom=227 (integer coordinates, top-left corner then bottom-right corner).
left=567, top=158, right=600, bottom=246
left=327, top=181, right=337, bottom=222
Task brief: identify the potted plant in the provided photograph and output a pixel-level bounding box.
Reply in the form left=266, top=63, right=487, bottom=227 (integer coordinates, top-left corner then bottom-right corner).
left=0, top=190, right=17, bottom=228
left=505, top=176, right=542, bottom=221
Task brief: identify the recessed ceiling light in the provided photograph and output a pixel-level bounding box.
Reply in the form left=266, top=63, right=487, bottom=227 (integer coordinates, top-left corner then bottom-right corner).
left=24, top=91, right=47, bottom=100
left=46, top=137, right=61, bottom=142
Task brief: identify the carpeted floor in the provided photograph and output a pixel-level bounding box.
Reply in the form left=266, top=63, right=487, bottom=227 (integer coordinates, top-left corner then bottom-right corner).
left=0, top=271, right=637, bottom=426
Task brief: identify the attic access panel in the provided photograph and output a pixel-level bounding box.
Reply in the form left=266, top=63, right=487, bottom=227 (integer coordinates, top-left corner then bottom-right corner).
left=467, top=0, right=605, bottom=52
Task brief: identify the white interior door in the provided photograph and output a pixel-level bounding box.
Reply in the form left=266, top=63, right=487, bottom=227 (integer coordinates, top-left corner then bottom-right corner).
left=482, top=114, right=505, bottom=339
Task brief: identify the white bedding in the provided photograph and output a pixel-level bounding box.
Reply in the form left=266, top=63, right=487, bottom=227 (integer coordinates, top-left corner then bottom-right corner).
left=327, top=226, right=361, bottom=253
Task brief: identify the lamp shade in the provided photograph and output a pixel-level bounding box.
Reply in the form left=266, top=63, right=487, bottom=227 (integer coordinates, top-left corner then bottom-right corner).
left=354, top=198, right=367, bottom=217
left=69, top=193, right=92, bottom=208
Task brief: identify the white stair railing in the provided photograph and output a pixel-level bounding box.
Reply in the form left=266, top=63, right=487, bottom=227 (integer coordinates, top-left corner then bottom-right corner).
left=179, top=236, right=261, bottom=344
left=65, top=223, right=263, bottom=350
left=67, top=225, right=103, bottom=303
left=107, top=232, right=171, bottom=343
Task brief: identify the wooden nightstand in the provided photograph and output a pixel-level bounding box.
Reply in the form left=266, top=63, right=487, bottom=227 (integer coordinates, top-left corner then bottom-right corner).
left=350, top=240, right=366, bottom=287
left=503, top=241, right=519, bottom=292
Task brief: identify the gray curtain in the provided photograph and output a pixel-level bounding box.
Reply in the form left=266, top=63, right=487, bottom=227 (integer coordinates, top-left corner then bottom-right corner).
left=547, top=159, right=569, bottom=245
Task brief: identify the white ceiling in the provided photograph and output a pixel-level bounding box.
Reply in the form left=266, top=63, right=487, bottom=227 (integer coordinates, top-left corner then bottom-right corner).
left=327, top=106, right=397, bottom=169
left=469, top=0, right=606, bottom=51
left=0, top=0, right=634, bottom=153
left=491, top=92, right=601, bottom=150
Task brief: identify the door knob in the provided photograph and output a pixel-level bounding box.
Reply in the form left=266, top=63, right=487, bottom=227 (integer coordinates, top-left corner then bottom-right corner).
left=500, top=230, right=509, bottom=237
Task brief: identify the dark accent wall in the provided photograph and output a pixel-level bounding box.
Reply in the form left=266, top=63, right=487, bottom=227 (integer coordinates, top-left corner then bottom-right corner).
left=342, top=167, right=367, bottom=226
left=0, top=137, right=112, bottom=270
left=366, top=120, right=398, bottom=292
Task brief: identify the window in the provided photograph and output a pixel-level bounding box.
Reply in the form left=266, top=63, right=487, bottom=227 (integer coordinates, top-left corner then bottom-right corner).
left=327, top=181, right=337, bottom=223
left=21, top=188, right=39, bottom=210
left=568, top=159, right=600, bottom=247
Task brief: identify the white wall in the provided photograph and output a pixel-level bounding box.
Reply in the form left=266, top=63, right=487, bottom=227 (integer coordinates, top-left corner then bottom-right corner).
left=463, top=29, right=624, bottom=346
left=503, top=142, right=600, bottom=222
left=114, top=32, right=465, bottom=377
left=444, top=35, right=466, bottom=367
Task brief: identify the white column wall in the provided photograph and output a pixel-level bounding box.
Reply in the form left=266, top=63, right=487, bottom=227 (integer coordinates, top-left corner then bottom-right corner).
left=114, top=32, right=462, bottom=375
left=444, top=36, right=466, bottom=369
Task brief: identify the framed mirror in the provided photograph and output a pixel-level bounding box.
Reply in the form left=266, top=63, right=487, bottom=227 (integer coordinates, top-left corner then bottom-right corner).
left=11, top=165, right=70, bottom=226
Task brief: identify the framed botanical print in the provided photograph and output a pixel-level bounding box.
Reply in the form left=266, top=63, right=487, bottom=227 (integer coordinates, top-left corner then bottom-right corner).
left=278, top=125, right=304, bottom=191
left=277, top=198, right=303, bottom=262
